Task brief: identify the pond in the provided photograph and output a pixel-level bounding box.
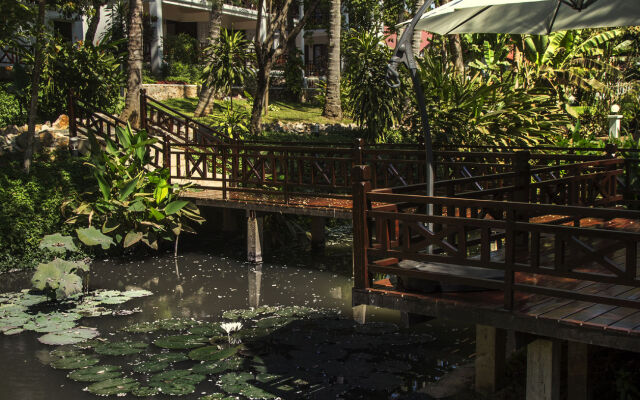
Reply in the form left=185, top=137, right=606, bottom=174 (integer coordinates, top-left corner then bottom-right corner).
left=0, top=231, right=474, bottom=399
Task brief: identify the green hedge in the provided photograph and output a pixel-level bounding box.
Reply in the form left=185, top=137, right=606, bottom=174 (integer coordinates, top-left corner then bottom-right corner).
left=0, top=151, right=92, bottom=272
left=0, top=83, right=25, bottom=127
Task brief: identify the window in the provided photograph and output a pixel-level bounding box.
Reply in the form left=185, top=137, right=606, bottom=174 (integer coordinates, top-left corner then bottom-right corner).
left=53, top=20, right=73, bottom=42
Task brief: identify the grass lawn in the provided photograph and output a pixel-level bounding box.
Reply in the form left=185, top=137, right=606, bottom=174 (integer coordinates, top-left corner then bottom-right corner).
left=164, top=97, right=354, bottom=126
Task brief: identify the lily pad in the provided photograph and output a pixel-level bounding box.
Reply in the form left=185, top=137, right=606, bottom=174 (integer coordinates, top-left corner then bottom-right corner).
left=189, top=323, right=224, bottom=336
left=150, top=352, right=190, bottom=363
left=122, top=321, right=159, bottom=333
left=22, top=312, right=82, bottom=333
left=131, top=386, right=160, bottom=396
left=254, top=316, right=294, bottom=329
left=50, top=354, right=100, bottom=370
left=67, top=365, right=122, bottom=382
left=192, top=357, right=244, bottom=375
left=132, top=360, right=170, bottom=373
left=87, top=377, right=140, bottom=395
left=39, top=233, right=78, bottom=254
left=122, top=289, right=153, bottom=298
left=149, top=370, right=206, bottom=396
left=154, top=318, right=198, bottom=331
left=188, top=345, right=238, bottom=362
left=94, top=341, right=148, bottom=356
left=218, top=372, right=277, bottom=399
left=154, top=334, right=209, bottom=350
left=0, top=314, right=31, bottom=333
left=38, top=327, right=99, bottom=346
left=199, top=394, right=237, bottom=400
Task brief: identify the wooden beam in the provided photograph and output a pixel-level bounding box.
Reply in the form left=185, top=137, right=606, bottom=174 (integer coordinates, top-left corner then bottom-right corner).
left=567, top=341, right=589, bottom=400
left=526, top=339, right=561, bottom=400
left=475, top=324, right=506, bottom=395
left=247, top=210, right=264, bottom=263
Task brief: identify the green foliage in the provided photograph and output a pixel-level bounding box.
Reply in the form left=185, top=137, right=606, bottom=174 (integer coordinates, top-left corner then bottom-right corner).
left=0, top=151, right=91, bottom=272
left=342, top=30, right=408, bottom=142
left=283, top=48, right=304, bottom=99
left=164, top=33, right=200, bottom=65
left=416, top=54, right=569, bottom=146
left=66, top=124, right=204, bottom=251
left=211, top=101, right=250, bottom=140
left=14, top=37, right=124, bottom=121
left=31, top=258, right=88, bottom=300
left=202, top=29, right=254, bottom=98
left=163, top=61, right=202, bottom=84
left=39, top=233, right=78, bottom=254
left=0, top=83, right=26, bottom=127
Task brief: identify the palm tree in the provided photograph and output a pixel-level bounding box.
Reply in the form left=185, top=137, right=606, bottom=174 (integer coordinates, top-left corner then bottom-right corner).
left=322, top=0, right=342, bottom=119
left=85, top=0, right=108, bottom=44
left=24, top=0, right=47, bottom=174
left=120, top=0, right=143, bottom=126
left=194, top=0, right=222, bottom=117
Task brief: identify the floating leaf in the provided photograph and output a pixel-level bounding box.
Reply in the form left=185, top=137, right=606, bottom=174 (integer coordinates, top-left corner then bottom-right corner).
left=132, top=360, right=170, bottom=373
left=22, top=312, right=80, bottom=333
left=39, top=233, right=78, bottom=254
left=154, top=334, right=209, bottom=350
left=76, top=227, right=114, bottom=249
left=188, top=345, right=238, bottom=362
left=122, top=289, right=153, bottom=298
left=50, top=354, right=100, bottom=370
left=122, top=321, right=159, bottom=333
left=39, top=327, right=99, bottom=346
left=218, top=372, right=277, bottom=399
left=189, top=323, right=224, bottom=336
left=192, top=357, right=243, bottom=375
left=131, top=386, right=160, bottom=396
left=87, top=377, right=140, bottom=396
left=67, top=365, right=122, bottom=382
left=150, top=352, right=190, bottom=363
left=94, top=341, right=148, bottom=356
left=149, top=370, right=206, bottom=396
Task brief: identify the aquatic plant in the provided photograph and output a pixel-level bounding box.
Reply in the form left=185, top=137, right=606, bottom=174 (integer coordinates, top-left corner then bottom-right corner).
left=31, top=258, right=89, bottom=300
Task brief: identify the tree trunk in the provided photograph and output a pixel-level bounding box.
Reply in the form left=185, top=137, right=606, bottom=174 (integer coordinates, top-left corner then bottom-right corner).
left=24, top=0, right=46, bottom=174
left=250, top=60, right=272, bottom=134
left=412, top=0, right=424, bottom=57
left=439, top=0, right=464, bottom=74
left=120, top=0, right=144, bottom=127
left=194, top=0, right=222, bottom=117
left=84, top=0, right=103, bottom=45
left=322, top=0, right=342, bottom=119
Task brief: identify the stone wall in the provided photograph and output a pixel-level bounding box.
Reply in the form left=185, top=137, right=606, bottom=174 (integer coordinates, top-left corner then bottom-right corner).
left=142, top=84, right=200, bottom=101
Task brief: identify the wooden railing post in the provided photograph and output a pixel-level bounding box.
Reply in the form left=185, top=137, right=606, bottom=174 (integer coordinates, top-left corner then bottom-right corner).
left=139, top=88, right=147, bottom=131
left=352, top=165, right=371, bottom=290
left=353, top=138, right=364, bottom=166
left=513, top=151, right=530, bottom=248
left=163, top=133, right=171, bottom=184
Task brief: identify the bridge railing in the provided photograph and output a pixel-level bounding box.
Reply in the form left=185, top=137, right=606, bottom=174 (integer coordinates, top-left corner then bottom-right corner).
left=352, top=163, right=640, bottom=311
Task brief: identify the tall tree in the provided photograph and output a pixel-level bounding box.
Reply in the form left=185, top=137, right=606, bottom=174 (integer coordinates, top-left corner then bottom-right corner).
left=322, top=0, right=342, bottom=119
left=439, top=0, right=464, bottom=74
left=120, top=0, right=143, bottom=126
left=24, top=0, right=47, bottom=174
left=251, top=0, right=321, bottom=134
left=411, top=0, right=424, bottom=57
left=85, top=0, right=107, bottom=44
left=194, top=0, right=222, bottom=117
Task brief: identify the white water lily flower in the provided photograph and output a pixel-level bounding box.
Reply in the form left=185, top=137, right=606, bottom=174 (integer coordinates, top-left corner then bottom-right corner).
left=220, top=322, right=242, bottom=334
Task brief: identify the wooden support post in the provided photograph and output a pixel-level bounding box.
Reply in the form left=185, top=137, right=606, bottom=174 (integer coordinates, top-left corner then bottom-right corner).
left=352, top=304, right=366, bottom=324
left=513, top=150, right=531, bottom=248
left=311, top=217, right=326, bottom=251
left=475, top=324, right=506, bottom=395
left=248, top=264, right=262, bottom=309
left=567, top=341, right=589, bottom=400
left=246, top=210, right=263, bottom=263
left=526, top=339, right=561, bottom=400
left=352, top=165, right=371, bottom=290
left=222, top=209, right=240, bottom=233
left=353, top=138, right=364, bottom=166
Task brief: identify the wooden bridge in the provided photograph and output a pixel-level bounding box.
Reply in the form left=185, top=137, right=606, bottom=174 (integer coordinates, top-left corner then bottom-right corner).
left=70, top=92, right=640, bottom=399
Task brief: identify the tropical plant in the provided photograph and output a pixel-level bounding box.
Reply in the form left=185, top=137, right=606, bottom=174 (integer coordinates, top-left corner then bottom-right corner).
left=163, top=33, right=200, bottom=65
left=120, top=0, right=144, bottom=126
left=31, top=257, right=89, bottom=301
left=211, top=101, right=250, bottom=140
left=194, top=0, right=222, bottom=117
left=65, top=124, right=204, bottom=254
left=202, top=29, right=254, bottom=112
left=415, top=54, right=569, bottom=146
left=342, top=29, right=408, bottom=142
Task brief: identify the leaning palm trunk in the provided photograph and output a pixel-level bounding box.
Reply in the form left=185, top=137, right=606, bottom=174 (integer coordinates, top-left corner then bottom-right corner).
left=412, top=0, right=425, bottom=56
left=322, top=0, right=342, bottom=119
left=120, top=0, right=144, bottom=127
left=24, top=0, right=46, bottom=174
left=194, top=0, right=222, bottom=117
left=85, top=0, right=104, bottom=44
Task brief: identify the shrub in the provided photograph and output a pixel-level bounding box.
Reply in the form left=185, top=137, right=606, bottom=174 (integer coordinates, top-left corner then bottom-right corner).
left=164, top=61, right=202, bottom=84
left=0, top=83, right=25, bottom=127
left=164, top=33, right=200, bottom=65
left=0, top=151, right=92, bottom=272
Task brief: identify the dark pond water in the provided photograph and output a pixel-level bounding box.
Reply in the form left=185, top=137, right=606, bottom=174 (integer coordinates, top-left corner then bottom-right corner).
left=0, top=227, right=474, bottom=400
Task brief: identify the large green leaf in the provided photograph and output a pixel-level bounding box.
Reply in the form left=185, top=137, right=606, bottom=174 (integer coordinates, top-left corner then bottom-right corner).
left=39, top=233, right=77, bottom=254
left=55, top=273, right=83, bottom=300
left=31, top=262, right=63, bottom=291
left=87, top=377, right=140, bottom=396
left=188, top=345, right=238, bottom=362
left=39, top=327, right=99, bottom=346
left=76, top=227, right=114, bottom=249
left=165, top=200, right=190, bottom=215
left=123, top=231, right=143, bottom=248
left=67, top=365, right=122, bottom=382
left=118, top=176, right=140, bottom=202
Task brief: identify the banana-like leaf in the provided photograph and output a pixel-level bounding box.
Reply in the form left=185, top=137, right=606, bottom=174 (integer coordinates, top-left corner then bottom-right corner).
left=165, top=200, right=190, bottom=215
left=118, top=176, right=140, bottom=202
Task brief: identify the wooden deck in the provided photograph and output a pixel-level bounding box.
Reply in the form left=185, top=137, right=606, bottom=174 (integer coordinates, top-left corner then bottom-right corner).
left=184, top=189, right=353, bottom=218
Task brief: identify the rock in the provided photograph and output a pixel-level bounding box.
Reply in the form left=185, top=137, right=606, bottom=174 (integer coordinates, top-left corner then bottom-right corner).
left=38, top=130, right=54, bottom=147
left=52, top=130, right=69, bottom=147
left=52, top=114, right=69, bottom=130
left=1, top=125, right=19, bottom=136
